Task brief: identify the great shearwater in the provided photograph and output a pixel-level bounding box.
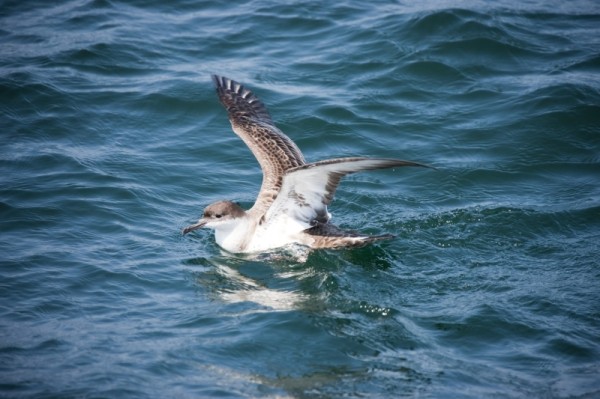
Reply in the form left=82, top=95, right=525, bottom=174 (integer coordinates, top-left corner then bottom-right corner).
left=183, top=75, right=428, bottom=253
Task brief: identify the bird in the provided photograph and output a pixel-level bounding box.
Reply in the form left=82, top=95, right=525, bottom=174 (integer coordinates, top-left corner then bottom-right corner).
left=182, top=75, right=428, bottom=253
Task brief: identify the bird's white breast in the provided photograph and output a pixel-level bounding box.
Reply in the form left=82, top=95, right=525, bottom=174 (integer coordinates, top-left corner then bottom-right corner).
left=245, top=213, right=311, bottom=252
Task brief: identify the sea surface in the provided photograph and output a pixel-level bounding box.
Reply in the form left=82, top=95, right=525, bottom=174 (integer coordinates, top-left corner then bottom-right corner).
left=1, top=0, right=599, bottom=397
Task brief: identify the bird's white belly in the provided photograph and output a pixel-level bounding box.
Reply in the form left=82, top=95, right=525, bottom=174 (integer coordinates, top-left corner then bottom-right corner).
left=212, top=215, right=309, bottom=253
left=245, top=215, right=309, bottom=252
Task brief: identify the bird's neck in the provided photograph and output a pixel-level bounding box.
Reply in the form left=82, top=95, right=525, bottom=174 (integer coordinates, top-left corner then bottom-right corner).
left=214, top=215, right=256, bottom=253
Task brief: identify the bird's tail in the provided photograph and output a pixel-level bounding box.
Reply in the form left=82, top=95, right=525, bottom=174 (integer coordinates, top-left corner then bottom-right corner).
left=304, top=223, right=395, bottom=249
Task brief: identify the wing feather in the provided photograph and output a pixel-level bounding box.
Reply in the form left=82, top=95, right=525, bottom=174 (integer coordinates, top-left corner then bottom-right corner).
left=212, top=75, right=306, bottom=214
left=264, top=157, right=428, bottom=224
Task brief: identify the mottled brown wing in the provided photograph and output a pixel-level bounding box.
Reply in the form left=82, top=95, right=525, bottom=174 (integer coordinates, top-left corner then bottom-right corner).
left=212, top=75, right=306, bottom=214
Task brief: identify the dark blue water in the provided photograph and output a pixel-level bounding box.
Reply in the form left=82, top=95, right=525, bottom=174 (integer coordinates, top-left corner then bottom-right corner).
left=1, top=0, right=599, bottom=397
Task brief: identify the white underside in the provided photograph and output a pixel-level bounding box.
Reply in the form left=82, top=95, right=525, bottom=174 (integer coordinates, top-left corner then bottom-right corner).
left=213, top=214, right=313, bottom=253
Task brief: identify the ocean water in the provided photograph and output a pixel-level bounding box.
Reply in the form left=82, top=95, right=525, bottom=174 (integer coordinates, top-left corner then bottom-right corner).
left=1, top=0, right=599, bottom=397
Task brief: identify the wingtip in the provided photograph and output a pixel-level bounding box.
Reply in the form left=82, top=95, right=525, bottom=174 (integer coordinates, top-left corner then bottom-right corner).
left=212, top=74, right=247, bottom=95
left=211, top=74, right=224, bottom=88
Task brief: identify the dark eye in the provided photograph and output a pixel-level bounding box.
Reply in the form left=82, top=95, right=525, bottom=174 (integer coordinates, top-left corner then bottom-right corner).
left=215, top=214, right=222, bottom=218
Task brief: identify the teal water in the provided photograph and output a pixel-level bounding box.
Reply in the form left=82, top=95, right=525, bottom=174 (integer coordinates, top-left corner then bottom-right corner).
left=1, top=0, right=599, bottom=397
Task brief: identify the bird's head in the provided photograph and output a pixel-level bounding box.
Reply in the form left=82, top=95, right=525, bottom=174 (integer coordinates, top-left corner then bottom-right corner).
left=182, top=200, right=246, bottom=234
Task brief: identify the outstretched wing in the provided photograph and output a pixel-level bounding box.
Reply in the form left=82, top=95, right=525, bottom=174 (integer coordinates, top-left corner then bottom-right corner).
left=264, top=157, right=428, bottom=225
left=212, top=75, right=305, bottom=214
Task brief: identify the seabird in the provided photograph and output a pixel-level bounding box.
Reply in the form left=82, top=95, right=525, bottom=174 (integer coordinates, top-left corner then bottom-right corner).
left=183, top=75, right=428, bottom=253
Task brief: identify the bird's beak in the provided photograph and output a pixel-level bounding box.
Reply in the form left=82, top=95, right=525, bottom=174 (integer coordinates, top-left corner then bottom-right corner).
left=182, top=219, right=207, bottom=235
